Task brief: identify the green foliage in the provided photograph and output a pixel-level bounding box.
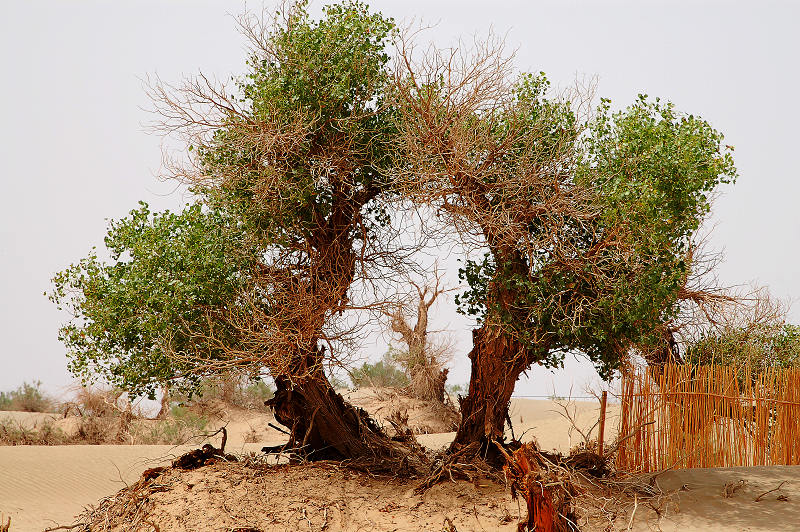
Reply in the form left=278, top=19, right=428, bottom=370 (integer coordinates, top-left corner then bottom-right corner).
left=685, top=324, right=800, bottom=371
left=49, top=2, right=406, bottom=402
left=132, top=412, right=208, bottom=445
left=454, top=254, right=494, bottom=323
left=240, top=380, right=276, bottom=406
left=49, top=202, right=256, bottom=398
left=0, top=419, right=69, bottom=445
left=454, top=86, right=737, bottom=378
left=445, top=383, right=465, bottom=395
left=350, top=351, right=409, bottom=389
left=203, top=0, right=398, bottom=246
left=572, top=95, right=736, bottom=373
left=0, top=381, right=55, bottom=413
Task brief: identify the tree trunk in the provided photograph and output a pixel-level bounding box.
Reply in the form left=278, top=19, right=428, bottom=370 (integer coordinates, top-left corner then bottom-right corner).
left=265, top=346, right=427, bottom=473
left=449, top=326, right=530, bottom=464
left=155, top=384, right=170, bottom=420
left=408, top=360, right=448, bottom=403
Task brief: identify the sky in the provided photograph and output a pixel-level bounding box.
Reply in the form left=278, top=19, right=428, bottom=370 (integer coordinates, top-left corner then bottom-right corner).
left=1, top=1, right=799, bottom=399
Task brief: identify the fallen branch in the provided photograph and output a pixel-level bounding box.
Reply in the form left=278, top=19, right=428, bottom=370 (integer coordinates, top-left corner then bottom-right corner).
left=755, top=481, right=787, bottom=502
left=268, top=421, right=291, bottom=435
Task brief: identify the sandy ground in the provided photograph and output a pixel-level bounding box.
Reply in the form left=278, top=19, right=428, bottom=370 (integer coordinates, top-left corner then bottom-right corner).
left=415, top=396, right=621, bottom=454
left=0, top=407, right=281, bottom=531
left=4, top=396, right=797, bottom=531
left=630, top=466, right=800, bottom=531
left=0, top=397, right=617, bottom=531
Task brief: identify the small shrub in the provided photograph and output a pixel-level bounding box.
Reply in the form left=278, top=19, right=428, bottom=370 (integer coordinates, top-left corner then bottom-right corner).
left=0, top=419, right=69, bottom=445
left=236, top=380, right=275, bottom=409
left=0, top=381, right=55, bottom=413
left=350, top=353, right=410, bottom=389
left=446, top=383, right=465, bottom=395
left=132, top=405, right=208, bottom=444
left=67, top=386, right=126, bottom=417
left=74, top=416, right=117, bottom=444
left=172, top=374, right=276, bottom=413
left=0, top=393, right=11, bottom=411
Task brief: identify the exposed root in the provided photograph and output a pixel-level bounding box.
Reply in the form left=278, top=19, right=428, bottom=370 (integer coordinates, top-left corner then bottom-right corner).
left=499, top=443, right=579, bottom=532
left=415, top=442, right=504, bottom=494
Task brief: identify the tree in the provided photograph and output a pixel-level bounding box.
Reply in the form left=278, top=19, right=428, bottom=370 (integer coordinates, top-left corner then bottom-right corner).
left=349, top=350, right=410, bottom=389
left=53, top=1, right=427, bottom=470
left=391, top=38, right=736, bottom=459
left=175, top=0, right=451, bottom=467
left=681, top=284, right=798, bottom=372
left=383, top=270, right=452, bottom=402
left=685, top=323, right=800, bottom=370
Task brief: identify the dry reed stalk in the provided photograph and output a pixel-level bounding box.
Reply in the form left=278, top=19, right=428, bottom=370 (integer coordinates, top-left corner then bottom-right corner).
left=617, top=363, right=800, bottom=472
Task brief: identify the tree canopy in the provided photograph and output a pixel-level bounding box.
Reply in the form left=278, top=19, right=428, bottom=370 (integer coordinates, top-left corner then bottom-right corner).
left=50, top=0, right=740, bottom=468
left=49, top=202, right=255, bottom=398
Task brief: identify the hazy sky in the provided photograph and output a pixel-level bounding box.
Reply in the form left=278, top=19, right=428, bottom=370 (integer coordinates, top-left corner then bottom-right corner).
left=2, top=1, right=799, bottom=398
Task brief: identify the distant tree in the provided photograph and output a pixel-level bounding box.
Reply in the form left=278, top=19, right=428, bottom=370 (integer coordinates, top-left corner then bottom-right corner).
left=685, top=323, right=800, bottom=371
left=0, top=381, right=55, bottom=413
left=383, top=270, right=451, bottom=401
left=349, top=350, right=410, bottom=389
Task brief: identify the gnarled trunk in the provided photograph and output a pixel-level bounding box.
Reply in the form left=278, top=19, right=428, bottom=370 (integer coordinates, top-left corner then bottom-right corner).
left=409, top=364, right=448, bottom=403
left=266, top=346, right=427, bottom=473
left=449, top=326, right=531, bottom=464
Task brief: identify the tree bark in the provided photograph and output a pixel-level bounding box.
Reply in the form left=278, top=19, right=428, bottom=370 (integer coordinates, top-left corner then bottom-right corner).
left=266, top=347, right=426, bottom=472
left=409, top=365, right=448, bottom=403
left=155, top=384, right=170, bottom=420
left=258, top=185, right=430, bottom=472
left=449, top=326, right=530, bottom=464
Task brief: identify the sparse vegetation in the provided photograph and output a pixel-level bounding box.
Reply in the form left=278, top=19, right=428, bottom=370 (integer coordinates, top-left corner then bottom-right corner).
left=0, top=384, right=211, bottom=446
left=0, top=418, right=69, bottom=445
left=0, top=381, right=55, bottom=413
left=173, top=374, right=275, bottom=413
left=349, top=351, right=410, bottom=389
left=445, top=383, right=465, bottom=395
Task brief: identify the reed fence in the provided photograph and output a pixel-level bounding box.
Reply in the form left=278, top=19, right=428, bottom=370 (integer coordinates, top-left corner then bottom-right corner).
left=616, top=364, right=800, bottom=472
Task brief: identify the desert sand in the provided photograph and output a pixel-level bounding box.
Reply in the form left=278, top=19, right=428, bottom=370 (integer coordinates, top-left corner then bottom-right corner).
left=2, top=397, right=798, bottom=531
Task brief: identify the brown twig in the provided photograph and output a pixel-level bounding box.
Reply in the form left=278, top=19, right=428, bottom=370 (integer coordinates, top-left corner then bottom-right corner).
left=754, top=481, right=787, bottom=502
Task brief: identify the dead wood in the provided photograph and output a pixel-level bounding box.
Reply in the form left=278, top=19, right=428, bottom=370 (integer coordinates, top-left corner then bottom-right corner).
left=141, top=466, right=169, bottom=482
left=723, top=479, right=747, bottom=498
left=499, top=443, right=579, bottom=532
left=754, top=481, right=787, bottom=502
left=172, top=443, right=238, bottom=471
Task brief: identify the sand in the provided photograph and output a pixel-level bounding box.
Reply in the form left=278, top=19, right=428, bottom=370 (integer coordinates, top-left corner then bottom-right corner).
left=630, top=466, right=800, bottom=531
left=2, top=397, right=798, bottom=531
left=0, top=397, right=618, bottom=531
left=416, top=397, right=621, bottom=454
left=0, top=408, right=280, bottom=531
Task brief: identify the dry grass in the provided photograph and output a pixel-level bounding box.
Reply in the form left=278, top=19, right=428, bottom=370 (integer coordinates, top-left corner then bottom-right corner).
left=0, top=381, right=56, bottom=413
left=0, top=386, right=209, bottom=446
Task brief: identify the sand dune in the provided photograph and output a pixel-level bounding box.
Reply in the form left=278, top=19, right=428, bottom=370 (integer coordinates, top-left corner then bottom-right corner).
left=4, top=397, right=797, bottom=531
left=1, top=444, right=185, bottom=530
left=632, top=466, right=800, bottom=531
left=0, top=398, right=615, bottom=531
